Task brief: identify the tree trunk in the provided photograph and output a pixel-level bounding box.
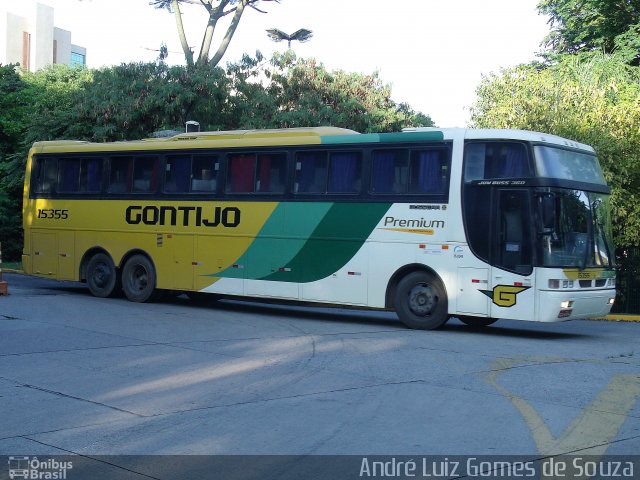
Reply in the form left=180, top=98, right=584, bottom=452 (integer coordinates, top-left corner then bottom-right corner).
left=171, top=0, right=194, bottom=66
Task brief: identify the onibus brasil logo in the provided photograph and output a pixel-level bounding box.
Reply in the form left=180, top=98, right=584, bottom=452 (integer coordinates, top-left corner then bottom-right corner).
left=8, top=457, right=73, bottom=479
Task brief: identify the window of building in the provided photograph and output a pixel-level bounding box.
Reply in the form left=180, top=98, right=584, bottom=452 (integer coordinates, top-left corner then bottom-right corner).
left=70, top=52, right=86, bottom=68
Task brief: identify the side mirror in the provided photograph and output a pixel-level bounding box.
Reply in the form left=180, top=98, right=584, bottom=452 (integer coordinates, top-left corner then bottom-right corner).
left=537, top=193, right=556, bottom=234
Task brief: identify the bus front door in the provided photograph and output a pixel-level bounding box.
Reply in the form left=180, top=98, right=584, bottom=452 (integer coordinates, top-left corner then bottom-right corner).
left=489, top=190, right=536, bottom=321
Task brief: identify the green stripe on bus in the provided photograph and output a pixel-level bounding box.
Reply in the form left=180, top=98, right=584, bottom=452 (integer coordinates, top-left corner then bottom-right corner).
left=261, top=202, right=392, bottom=283
left=215, top=203, right=332, bottom=279
left=321, top=131, right=444, bottom=145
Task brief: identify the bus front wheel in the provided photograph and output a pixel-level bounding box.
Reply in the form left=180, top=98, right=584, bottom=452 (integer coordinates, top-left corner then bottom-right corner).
left=394, top=271, right=449, bottom=330
left=86, top=253, right=119, bottom=298
left=122, top=254, right=157, bottom=303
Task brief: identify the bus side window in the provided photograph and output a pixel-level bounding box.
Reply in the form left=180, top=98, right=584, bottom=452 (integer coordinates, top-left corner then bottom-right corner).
left=227, top=154, right=256, bottom=193
left=132, top=156, right=159, bottom=193
left=256, top=154, right=286, bottom=193
left=165, top=155, right=191, bottom=193
left=371, top=149, right=408, bottom=194
left=34, top=157, right=58, bottom=194
left=58, top=158, right=80, bottom=193
left=464, top=142, right=530, bottom=181
left=80, top=158, right=103, bottom=193
left=328, top=151, right=362, bottom=193
left=192, top=155, right=218, bottom=192
left=109, top=157, right=133, bottom=193
left=295, top=151, right=327, bottom=193
left=409, top=150, right=446, bottom=194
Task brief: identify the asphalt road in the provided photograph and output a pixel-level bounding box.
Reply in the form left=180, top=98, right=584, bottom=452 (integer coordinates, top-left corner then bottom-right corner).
left=0, top=273, right=639, bottom=477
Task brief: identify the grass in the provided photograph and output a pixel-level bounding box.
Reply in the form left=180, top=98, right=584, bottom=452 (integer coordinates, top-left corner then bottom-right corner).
left=2, top=260, right=22, bottom=272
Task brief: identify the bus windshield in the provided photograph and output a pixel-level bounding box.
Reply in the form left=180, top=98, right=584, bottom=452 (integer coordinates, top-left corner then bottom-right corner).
left=538, top=189, right=614, bottom=268
left=534, top=145, right=606, bottom=184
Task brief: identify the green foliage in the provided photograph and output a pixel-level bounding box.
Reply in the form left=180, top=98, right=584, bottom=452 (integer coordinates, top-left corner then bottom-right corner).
left=538, top=0, right=640, bottom=60
left=71, top=62, right=230, bottom=141
left=227, top=52, right=434, bottom=132
left=0, top=64, right=29, bottom=157
left=471, top=52, right=640, bottom=248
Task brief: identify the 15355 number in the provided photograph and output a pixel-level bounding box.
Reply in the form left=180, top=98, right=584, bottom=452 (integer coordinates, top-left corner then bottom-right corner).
left=37, top=209, right=69, bottom=220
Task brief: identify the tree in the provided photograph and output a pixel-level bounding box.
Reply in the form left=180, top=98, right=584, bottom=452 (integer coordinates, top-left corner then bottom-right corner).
left=71, top=62, right=230, bottom=141
left=470, top=52, right=640, bottom=249
left=0, top=65, right=30, bottom=261
left=227, top=52, right=434, bottom=132
left=150, top=0, right=280, bottom=67
left=538, top=0, right=640, bottom=59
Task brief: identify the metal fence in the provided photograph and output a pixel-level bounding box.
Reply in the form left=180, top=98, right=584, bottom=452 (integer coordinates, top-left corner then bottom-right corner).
left=612, top=247, right=640, bottom=314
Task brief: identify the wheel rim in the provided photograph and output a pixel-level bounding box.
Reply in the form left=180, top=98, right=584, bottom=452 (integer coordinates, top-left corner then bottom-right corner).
left=91, top=262, right=111, bottom=289
left=129, top=265, right=148, bottom=292
left=408, top=283, right=437, bottom=316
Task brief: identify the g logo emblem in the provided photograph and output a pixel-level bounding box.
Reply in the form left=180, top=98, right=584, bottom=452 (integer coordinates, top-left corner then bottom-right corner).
left=481, top=285, right=530, bottom=307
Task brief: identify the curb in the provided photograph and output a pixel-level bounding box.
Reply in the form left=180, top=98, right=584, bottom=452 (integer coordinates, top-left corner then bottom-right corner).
left=595, top=315, right=640, bottom=323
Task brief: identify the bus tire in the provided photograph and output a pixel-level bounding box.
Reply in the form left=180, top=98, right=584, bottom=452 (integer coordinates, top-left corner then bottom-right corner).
left=458, top=316, right=498, bottom=328
left=394, top=271, right=449, bottom=330
left=86, top=253, right=119, bottom=298
left=122, top=254, right=157, bottom=303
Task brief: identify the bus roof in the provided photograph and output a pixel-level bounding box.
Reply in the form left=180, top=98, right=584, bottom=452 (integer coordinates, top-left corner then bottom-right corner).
left=30, top=126, right=595, bottom=154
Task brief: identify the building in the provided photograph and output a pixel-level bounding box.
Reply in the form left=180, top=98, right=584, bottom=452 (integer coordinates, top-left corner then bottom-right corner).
left=0, top=1, right=86, bottom=71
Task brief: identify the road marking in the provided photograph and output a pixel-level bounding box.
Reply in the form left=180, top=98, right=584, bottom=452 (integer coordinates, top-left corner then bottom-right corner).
left=483, top=358, right=640, bottom=455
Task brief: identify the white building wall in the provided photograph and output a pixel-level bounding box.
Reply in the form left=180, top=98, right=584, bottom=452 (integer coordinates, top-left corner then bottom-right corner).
left=53, top=27, right=71, bottom=64
left=32, top=2, right=54, bottom=71
left=3, top=12, right=29, bottom=67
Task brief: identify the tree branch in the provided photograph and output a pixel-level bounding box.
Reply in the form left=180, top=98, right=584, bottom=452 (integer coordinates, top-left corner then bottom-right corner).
left=208, top=0, right=247, bottom=66
left=171, top=0, right=194, bottom=66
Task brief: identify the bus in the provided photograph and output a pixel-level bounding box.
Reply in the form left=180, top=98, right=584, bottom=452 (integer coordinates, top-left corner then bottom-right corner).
left=22, top=127, right=616, bottom=329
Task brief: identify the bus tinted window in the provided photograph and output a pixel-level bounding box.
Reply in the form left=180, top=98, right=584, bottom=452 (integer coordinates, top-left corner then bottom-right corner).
left=464, top=142, right=530, bottom=182
left=371, top=150, right=408, bottom=194
left=371, top=149, right=448, bottom=195
left=295, top=151, right=327, bottom=193
left=80, top=158, right=103, bottom=192
left=57, top=157, right=103, bottom=193
left=133, top=156, right=159, bottom=193
left=409, top=150, right=448, bottom=194
left=328, top=152, right=362, bottom=193
left=109, top=156, right=158, bottom=193
left=109, top=157, right=132, bottom=193
left=227, top=153, right=287, bottom=194
left=192, top=154, right=218, bottom=192
left=33, top=157, right=57, bottom=194
left=166, top=154, right=218, bottom=193
left=58, top=158, right=80, bottom=192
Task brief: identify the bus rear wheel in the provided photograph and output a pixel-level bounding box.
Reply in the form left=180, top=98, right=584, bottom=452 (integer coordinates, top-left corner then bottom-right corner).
left=394, top=271, right=449, bottom=330
left=458, top=316, right=498, bottom=328
left=86, top=253, right=119, bottom=298
left=122, top=254, right=157, bottom=303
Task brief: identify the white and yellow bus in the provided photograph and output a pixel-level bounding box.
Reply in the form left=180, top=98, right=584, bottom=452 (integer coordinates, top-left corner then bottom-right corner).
left=22, top=127, right=616, bottom=329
